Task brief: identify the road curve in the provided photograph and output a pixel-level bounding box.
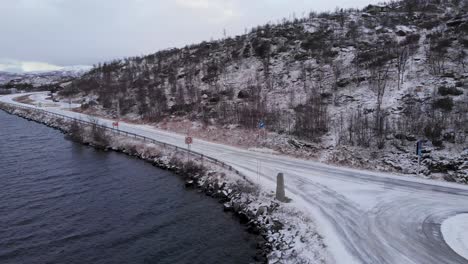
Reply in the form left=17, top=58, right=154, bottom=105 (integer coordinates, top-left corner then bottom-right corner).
left=2, top=92, right=468, bottom=264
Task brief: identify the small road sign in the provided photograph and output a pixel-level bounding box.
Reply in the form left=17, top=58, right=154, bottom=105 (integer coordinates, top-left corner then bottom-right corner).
left=416, top=140, right=423, bottom=157
left=112, top=121, right=119, bottom=129
left=258, top=121, right=265, bottom=129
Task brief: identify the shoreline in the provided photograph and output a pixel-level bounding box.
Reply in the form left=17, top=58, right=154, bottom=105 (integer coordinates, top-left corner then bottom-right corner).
left=0, top=102, right=328, bottom=263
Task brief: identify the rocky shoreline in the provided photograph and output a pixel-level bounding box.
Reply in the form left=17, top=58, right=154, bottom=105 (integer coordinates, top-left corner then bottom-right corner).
left=0, top=102, right=329, bottom=264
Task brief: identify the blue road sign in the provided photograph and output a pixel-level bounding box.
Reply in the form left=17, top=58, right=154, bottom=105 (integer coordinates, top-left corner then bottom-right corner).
left=258, top=121, right=265, bottom=129
left=416, top=141, right=422, bottom=156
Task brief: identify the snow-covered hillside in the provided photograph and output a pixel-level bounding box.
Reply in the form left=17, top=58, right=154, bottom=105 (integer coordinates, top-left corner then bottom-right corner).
left=60, top=0, right=467, bottom=181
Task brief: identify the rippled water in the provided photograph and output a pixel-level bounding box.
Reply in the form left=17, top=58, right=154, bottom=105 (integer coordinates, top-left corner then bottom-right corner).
left=0, top=111, right=256, bottom=264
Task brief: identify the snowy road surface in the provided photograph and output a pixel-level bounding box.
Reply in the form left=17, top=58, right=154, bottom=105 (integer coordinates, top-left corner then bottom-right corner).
left=2, top=92, right=468, bottom=264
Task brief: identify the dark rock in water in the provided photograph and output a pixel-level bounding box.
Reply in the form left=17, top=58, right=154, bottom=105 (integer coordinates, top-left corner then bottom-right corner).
left=247, top=224, right=261, bottom=235
left=201, top=180, right=210, bottom=190
left=205, top=189, right=214, bottom=196
left=254, top=253, right=267, bottom=263
left=238, top=212, right=249, bottom=224
left=232, top=201, right=242, bottom=212
left=223, top=203, right=232, bottom=212
left=185, top=180, right=194, bottom=187
left=214, top=190, right=229, bottom=203
left=256, top=239, right=266, bottom=249
left=260, top=230, right=269, bottom=240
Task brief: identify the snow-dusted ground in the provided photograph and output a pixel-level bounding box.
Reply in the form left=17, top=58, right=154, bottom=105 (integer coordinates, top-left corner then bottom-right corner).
left=442, top=214, right=468, bottom=261
left=3, top=92, right=468, bottom=264
left=25, top=92, right=81, bottom=108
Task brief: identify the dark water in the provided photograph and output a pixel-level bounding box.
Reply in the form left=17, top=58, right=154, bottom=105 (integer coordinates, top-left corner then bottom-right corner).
left=0, top=110, right=256, bottom=264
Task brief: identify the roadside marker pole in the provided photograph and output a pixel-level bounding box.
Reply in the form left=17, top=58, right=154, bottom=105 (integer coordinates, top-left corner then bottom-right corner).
left=256, top=120, right=266, bottom=185
left=416, top=140, right=422, bottom=176
left=185, top=134, right=193, bottom=163
left=418, top=154, right=420, bottom=176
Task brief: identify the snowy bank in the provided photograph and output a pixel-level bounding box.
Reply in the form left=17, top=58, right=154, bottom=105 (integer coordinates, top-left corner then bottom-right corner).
left=442, top=214, right=468, bottom=261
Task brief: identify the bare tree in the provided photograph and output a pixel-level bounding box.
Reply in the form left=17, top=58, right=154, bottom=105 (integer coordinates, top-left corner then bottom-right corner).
left=294, top=81, right=329, bottom=141
left=370, top=64, right=391, bottom=143
left=455, top=45, right=467, bottom=73
left=332, top=59, right=343, bottom=105
left=395, top=46, right=409, bottom=90
left=426, top=32, right=451, bottom=75
left=364, top=43, right=394, bottom=148
left=339, top=107, right=372, bottom=147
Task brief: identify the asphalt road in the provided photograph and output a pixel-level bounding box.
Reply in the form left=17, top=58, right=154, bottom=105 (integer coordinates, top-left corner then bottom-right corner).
left=2, top=92, right=468, bottom=264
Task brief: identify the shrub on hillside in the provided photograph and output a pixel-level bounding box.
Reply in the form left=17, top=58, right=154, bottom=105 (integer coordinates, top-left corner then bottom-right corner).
left=438, top=86, right=463, bottom=96
left=433, top=97, right=454, bottom=111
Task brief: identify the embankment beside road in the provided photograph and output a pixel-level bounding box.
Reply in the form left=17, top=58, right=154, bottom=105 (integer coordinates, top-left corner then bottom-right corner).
left=0, top=102, right=330, bottom=264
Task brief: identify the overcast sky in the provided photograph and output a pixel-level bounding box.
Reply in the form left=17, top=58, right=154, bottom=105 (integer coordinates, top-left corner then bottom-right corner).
left=0, top=0, right=378, bottom=72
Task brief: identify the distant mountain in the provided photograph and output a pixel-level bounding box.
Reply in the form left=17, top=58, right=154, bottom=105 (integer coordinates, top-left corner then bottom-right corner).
left=0, top=65, right=92, bottom=88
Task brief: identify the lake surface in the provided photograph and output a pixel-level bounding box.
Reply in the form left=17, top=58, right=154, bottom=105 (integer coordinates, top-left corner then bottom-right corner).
left=0, top=110, right=256, bottom=264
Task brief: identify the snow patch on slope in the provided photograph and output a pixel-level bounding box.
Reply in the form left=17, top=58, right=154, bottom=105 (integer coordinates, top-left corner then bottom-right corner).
left=248, top=147, right=278, bottom=154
